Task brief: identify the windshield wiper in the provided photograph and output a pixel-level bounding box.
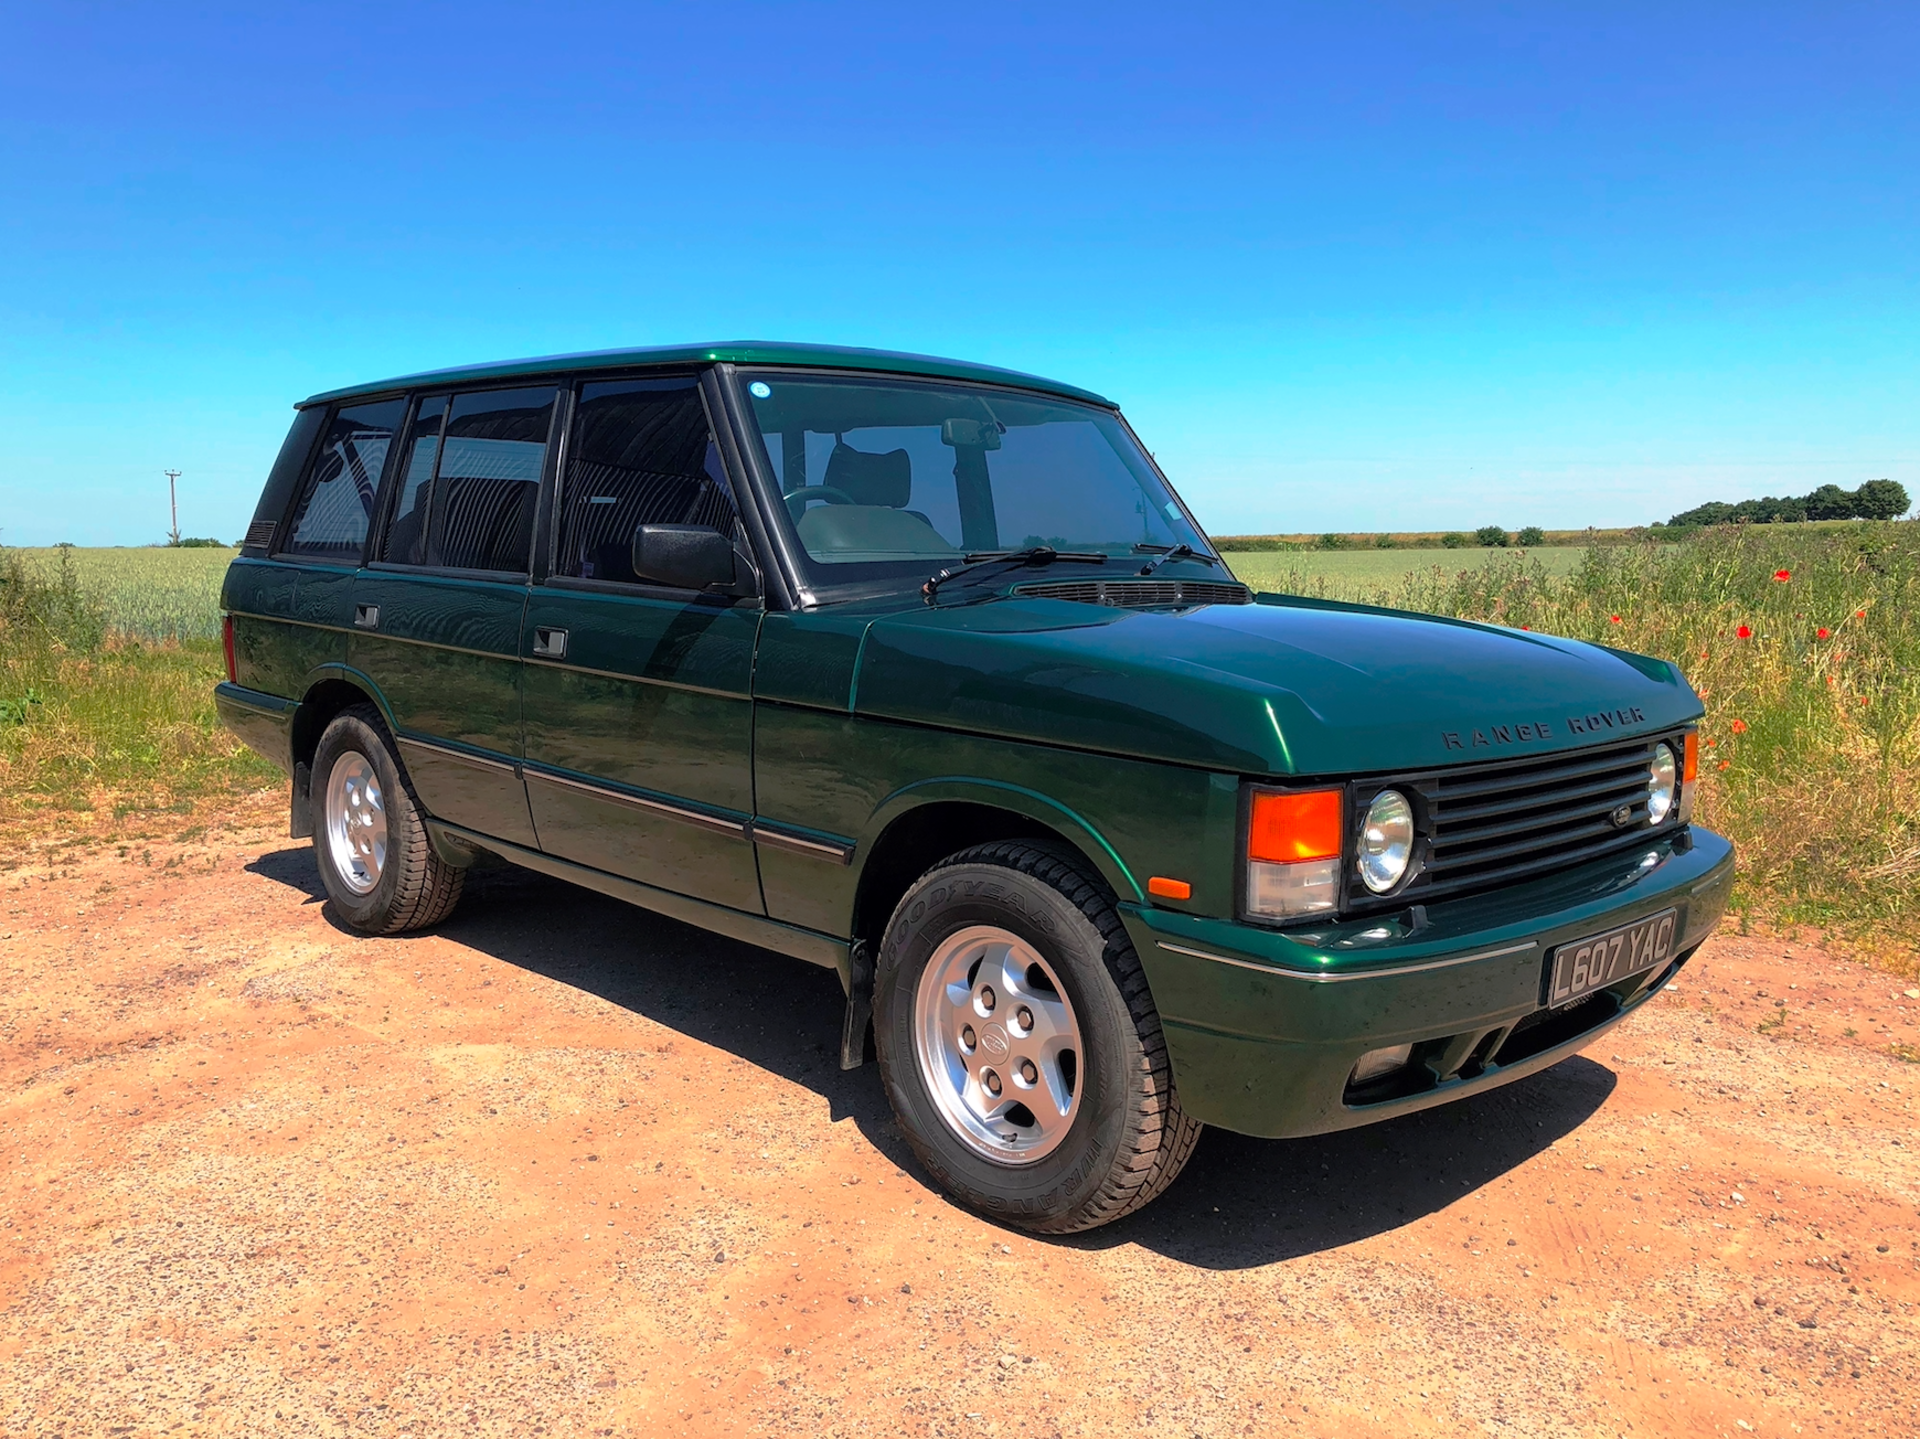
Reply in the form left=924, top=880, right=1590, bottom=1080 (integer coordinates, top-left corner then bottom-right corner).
left=1134, top=543, right=1220, bottom=576
left=923, top=546, right=1107, bottom=600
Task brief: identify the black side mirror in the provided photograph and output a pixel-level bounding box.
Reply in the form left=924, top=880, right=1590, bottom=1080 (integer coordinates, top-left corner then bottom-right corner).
left=631, top=524, right=736, bottom=591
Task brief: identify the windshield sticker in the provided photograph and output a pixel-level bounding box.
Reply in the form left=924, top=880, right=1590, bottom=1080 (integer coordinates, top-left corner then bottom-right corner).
left=749, top=381, right=772, bottom=398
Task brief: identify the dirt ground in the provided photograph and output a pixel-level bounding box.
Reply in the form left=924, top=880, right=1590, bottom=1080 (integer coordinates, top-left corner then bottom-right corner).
left=2, top=807, right=1916, bottom=1439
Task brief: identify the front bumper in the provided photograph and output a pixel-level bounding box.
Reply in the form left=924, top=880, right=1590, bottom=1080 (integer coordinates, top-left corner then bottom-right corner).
left=1122, top=825, right=1734, bottom=1138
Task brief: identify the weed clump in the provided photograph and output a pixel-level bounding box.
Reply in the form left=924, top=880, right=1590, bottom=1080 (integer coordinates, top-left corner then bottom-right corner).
left=0, top=548, right=274, bottom=825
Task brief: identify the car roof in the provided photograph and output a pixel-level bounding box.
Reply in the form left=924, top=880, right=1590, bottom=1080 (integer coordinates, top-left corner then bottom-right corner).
left=299, top=341, right=1113, bottom=409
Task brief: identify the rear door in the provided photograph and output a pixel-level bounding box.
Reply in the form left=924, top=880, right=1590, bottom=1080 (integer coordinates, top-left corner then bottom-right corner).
left=349, top=385, right=558, bottom=848
left=519, top=375, right=764, bottom=911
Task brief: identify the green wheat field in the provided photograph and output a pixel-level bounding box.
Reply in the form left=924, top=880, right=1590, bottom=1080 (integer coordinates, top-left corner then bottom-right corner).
left=9, top=544, right=237, bottom=642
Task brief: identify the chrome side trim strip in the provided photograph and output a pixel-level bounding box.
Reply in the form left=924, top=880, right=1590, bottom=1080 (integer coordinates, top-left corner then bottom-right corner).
left=1155, top=938, right=1537, bottom=983
left=749, top=823, right=854, bottom=865
left=523, top=766, right=748, bottom=838
left=396, top=736, right=520, bottom=776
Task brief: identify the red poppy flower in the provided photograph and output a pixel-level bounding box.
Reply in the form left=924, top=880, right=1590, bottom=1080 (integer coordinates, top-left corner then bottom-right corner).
left=1856, top=609, right=1867, bottom=618
left=1609, top=614, right=1622, bottom=624
left=1773, top=569, right=1791, bottom=581
left=1859, top=695, right=1870, bottom=706
left=1816, top=627, right=1830, bottom=639
left=1705, top=738, right=1716, bottom=748
left=1729, top=719, right=1747, bottom=734
left=1717, top=760, right=1731, bottom=770
left=1735, top=624, right=1752, bottom=639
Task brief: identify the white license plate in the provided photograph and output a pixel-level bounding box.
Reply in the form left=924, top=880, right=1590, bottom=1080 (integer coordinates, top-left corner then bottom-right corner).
left=1545, top=909, right=1678, bottom=1007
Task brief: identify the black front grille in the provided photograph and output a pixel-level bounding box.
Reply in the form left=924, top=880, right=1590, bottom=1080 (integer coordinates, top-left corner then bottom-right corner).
left=1349, top=736, right=1672, bottom=908
left=1015, top=578, right=1252, bottom=608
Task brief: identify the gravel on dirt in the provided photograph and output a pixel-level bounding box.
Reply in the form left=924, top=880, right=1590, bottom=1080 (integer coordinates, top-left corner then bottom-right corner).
left=2, top=807, right=1915, bottom=1437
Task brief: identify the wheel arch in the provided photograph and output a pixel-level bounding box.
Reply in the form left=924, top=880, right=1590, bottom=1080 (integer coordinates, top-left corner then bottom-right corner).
left=291, top=666, right=399, bottom=786
left=848, top=782, right=1142, bottom=961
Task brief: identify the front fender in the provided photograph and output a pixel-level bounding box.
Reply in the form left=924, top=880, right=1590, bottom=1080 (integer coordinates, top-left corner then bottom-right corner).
left=854, top=776, right=1142, bottom=903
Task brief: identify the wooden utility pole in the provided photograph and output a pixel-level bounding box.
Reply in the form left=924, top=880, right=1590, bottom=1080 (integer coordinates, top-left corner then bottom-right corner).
left=165, top=470, right=182, bottom=547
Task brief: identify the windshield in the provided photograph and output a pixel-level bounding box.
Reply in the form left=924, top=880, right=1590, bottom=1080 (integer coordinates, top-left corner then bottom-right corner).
left=734, top=371, right=1211, bottom=596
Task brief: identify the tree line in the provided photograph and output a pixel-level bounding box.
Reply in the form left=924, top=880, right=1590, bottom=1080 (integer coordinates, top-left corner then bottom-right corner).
left=1667, top=480, right=1909, bottom=527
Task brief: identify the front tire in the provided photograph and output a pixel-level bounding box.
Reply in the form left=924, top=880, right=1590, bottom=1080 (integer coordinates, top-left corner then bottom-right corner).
left=310, top=705, right=463, bottom=934
left=873, top=842, right=1202, bottom=1233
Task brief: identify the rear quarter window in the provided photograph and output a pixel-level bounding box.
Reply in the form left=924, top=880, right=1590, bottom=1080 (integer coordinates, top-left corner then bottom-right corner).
left=279, top=400, right=406, bottom=562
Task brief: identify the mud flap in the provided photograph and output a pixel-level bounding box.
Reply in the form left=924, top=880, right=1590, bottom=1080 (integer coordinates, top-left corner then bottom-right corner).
left=290, top=762, right=314, bottom=839
left=839, top=940, right=874, bottom=1071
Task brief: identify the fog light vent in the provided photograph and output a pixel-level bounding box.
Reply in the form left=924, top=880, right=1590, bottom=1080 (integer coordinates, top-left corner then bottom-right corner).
left=1350, top=1043, right=1414, bottom=1087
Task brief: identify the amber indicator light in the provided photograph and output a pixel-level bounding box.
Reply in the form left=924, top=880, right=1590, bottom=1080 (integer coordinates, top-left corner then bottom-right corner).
left=1248, top=788, right=1343, bottom=863
left=1147, top=876, right=1192, bottom=900
left=1682, top=731, right=1698, bottom=783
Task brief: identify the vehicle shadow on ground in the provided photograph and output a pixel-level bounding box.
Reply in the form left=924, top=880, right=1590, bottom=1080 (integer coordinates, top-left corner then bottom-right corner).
left=249, top=846, right=1618, bottom=1271
left=1080, top=1057, right=1615, bottom=1268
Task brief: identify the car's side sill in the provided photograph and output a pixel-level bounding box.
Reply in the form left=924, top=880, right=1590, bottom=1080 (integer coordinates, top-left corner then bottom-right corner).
left=426, top=819, right=849, bottom=976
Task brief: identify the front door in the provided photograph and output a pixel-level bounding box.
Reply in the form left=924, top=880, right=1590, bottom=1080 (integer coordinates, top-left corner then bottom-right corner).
left=349, top=385, right=558, bottom=849
left=519, top=376, right=763, bottom=912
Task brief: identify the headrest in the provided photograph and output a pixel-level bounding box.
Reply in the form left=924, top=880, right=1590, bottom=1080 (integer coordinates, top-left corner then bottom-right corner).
left=824, top=442, right=912, bottom=508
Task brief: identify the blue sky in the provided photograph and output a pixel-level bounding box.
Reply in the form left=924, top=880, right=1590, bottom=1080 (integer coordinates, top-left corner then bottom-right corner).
left=2, top=2, right=1914, bottom=545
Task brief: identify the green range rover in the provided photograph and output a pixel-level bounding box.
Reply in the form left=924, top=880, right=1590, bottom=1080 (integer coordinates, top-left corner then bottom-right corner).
left=217, top=342, right=1734, bottom=1233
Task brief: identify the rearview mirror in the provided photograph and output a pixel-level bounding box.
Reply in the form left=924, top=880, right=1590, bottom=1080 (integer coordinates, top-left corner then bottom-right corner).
left=632, top=524, right=736, bottom=591
left=940, top=417, right=1002, bottom=450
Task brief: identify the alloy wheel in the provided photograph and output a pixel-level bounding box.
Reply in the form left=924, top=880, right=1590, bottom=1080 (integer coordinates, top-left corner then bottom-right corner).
left=911, top=924, right=1082, bottom=1163
left=324, top=750, right=388, bottom=895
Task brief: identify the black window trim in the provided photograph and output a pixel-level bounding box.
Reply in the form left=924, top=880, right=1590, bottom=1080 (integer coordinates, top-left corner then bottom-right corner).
left=704, top=366, right=794, bottom=610
left=366, top=390, right=448, bottom=569
left=539, top=572, right=760, bottom=608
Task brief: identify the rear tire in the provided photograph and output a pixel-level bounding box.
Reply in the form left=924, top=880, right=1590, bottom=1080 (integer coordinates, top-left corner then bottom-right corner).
left=310, top=705, right=463, bottom=934
left=873, top=841, right=1202, bottom=1234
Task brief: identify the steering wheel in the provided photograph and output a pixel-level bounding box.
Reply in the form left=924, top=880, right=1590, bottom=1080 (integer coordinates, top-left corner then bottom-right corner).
left=782, top=485, right=858, bottom=521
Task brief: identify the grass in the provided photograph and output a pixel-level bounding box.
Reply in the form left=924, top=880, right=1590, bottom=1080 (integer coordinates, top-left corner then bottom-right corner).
left=1224, top=546, right=1594, bottom=590
left=0, top=548, right=276, bottom=831
left=3, top=527, right=1917, bottom=956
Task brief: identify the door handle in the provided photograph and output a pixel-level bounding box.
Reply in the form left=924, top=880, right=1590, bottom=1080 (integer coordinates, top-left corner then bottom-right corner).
left=353, top=604, right=380, bottom=630
left=532, top=626, right=568, bottom=659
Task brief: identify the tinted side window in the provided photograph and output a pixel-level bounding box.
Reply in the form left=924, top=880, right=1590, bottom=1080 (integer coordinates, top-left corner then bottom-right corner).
left=380, top=394, right=448, bottom=566
left=281, top=400, right=405, bottom=561
left=557, top=379, right=738, bottom=583
left=427, top=387, right=557, bottom=573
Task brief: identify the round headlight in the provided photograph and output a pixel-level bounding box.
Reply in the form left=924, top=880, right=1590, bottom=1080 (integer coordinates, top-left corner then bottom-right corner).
left=1358, top=789, right=1415, bottom=894
left=1647, top=742, right=1678, bottom=824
